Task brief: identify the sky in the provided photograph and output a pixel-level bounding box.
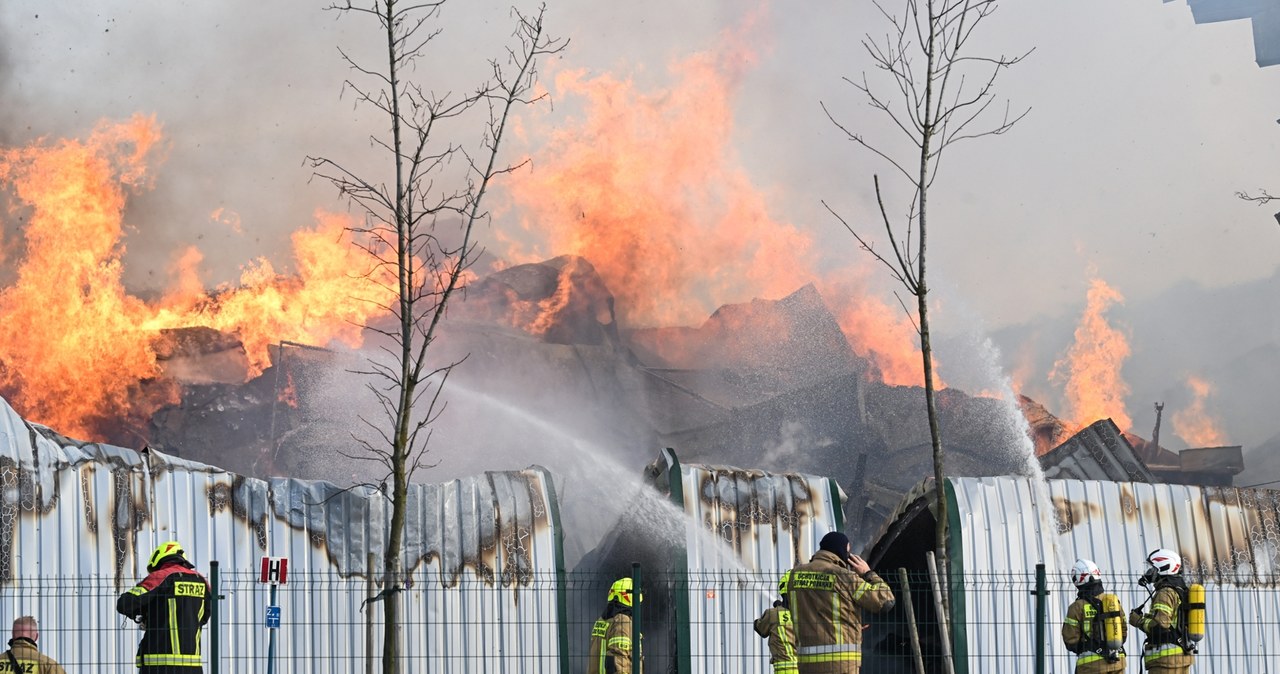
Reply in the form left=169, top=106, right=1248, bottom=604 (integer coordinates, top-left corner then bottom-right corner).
left=2, top=0, right=1278, bottom=331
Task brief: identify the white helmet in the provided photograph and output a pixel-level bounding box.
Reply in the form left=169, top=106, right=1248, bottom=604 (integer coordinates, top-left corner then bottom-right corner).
left=1069, top=558, right=1102, bottom=587
left=1146, top=548, right=1182, bottom=576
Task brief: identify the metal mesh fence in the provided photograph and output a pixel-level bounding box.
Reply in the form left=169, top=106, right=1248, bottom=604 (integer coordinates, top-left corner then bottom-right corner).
left=0, top=567, right=1275, bottom=672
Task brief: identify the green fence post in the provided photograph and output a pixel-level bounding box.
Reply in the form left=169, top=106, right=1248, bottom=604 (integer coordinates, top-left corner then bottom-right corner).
left=1032, top=563, right=1048, bottom=674
left=631, top=562, right=642, bottom=673
left=210, top=560, right=220, bottom=674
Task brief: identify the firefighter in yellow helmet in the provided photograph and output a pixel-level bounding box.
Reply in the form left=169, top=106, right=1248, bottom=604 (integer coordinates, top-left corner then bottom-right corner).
left=789, top=532, right=895, bottom=674
left=1062, top=558, right=1127, bottom=673
left=1130, top=548, right=1195, bottom=673
left=116, top=541, right=211, bottom=673
left=754, top=570, right=798, bottom=673
left=587, top=577, right=641, bottom=674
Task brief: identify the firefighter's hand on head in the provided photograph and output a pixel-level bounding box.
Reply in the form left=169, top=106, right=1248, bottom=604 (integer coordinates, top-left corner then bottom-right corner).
left=848, top=555, right=871, bottom=575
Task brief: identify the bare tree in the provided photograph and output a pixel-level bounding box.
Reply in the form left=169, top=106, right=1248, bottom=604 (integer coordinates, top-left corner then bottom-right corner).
left=1236, top=189, right=1280, bottom=226
left=307, top=2, right=564, bottom=671
left=822, top=0, right=1029, bottom=601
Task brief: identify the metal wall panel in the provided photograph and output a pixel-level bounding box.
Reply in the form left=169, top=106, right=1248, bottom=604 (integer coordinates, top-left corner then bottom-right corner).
left=950, top=475, right=1280, bottom=674
left=670, top=453, right=846, bottom=674
left=0, top=396, right=564, bottom=673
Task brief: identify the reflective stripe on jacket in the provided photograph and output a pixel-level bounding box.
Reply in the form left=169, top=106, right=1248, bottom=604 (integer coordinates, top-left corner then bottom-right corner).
left=789, top=550, right=894, bottom=674
left=1132, top=586, right=1194, bottom=669
left=754, top=604, right=798, bottom=671
left=116, top=560, right=211, bottom=670
left=1062, top=598, right=1127, bottom=673
left=587, top=613, right=636, bottom=674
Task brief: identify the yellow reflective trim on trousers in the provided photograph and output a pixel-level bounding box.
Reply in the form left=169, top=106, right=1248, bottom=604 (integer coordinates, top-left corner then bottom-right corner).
left=140, top=653, right=203, bottom=666
left=1144, top=644, right=1184, bottom=663
left=773, top=663, right=799, bottom=673
left=798, top=652, right=862, bottom=663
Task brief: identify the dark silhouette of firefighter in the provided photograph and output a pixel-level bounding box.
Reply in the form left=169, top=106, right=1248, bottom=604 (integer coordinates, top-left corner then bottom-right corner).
left=1062, top=558, right=1127, bottom=673
left=1130, top=548, right=1204, bottom=673
left=117, top=541, right=211, bottom=673
left=587, top=577, right=641, bottom=674
left=789, top=532, right=895, bottom=674
left=0, top=616, right=66, bottom=674
left=754, top=570, right=798, bottom=673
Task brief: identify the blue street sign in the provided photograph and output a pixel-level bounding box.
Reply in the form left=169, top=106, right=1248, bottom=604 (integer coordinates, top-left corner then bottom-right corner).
left=265, top=605, right=281, bottom=629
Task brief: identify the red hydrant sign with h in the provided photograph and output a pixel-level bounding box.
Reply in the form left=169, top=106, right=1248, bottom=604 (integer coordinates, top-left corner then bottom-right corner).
left=260, top=557, right=288, bottom=585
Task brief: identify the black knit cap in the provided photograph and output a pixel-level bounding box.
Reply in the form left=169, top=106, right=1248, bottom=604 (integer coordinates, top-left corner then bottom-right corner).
left=819, top=531, right=850, bottom=556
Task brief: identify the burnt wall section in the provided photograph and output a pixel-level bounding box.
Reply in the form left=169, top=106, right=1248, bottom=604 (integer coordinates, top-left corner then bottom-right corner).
left=0, top=395, right=563, bottom=588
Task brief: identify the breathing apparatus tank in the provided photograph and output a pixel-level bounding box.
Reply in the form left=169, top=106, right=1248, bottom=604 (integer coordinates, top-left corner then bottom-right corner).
left=1099, top=593, right=1124, bottom=657
left=1186, top=583, right=1206, bottom=646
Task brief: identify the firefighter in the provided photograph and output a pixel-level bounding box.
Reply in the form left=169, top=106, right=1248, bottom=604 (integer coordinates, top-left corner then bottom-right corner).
left=754, top=570, right=798, bottom=673
left=1129, top=548, right=1195, bottom=673
left=116, top=541, right=211, bottom=673
left=1062, top=558, right=1127, bottom=673
left=789, top=531, right=895, bottom=674
left=0, top=616, right=66, bottom=674
left=587, top=577, right=641, bottom=674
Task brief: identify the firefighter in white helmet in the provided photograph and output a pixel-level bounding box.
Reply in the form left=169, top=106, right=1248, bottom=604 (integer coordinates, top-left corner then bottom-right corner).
left=754, top=570, right=798, bottom=673
left=1062, top=558, right=1127, bottom=673
left=587, top=577, right=641, bottom=674
left=1130, top=548, right=1195, bottom=673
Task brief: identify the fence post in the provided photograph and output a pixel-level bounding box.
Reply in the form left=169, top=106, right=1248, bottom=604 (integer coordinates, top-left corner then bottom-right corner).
left=925, top=552, right=956, bottom=674
left=897, top=568, right=926, bottom=674
left=1032, top=563, right=1048, bottom=674
left=210, top=560, right=220, bottom=674
left=367, top=553, right=376, bottom=674
left=631, top=561, right=643, bottom=672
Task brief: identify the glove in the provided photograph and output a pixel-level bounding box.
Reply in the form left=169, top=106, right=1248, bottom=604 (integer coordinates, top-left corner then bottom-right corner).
left=1129, top=609, right=1143, bottom=628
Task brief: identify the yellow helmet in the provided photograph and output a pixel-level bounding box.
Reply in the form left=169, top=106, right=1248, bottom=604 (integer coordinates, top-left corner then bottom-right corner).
left=608, top=577, right=638, bottom=607
left=148, top=541, right=185, bottom=571
left=778, top=570, right=792, bottom=596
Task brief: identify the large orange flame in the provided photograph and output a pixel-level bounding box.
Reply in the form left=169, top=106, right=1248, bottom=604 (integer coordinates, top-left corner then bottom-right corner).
left=0, top=116, right=397, bottom=439
left=1171, top=375, right=1228, bottom=447
left=1049, top=278, right=1132, bottom=431
left=505, top=28, right=931, bottom=386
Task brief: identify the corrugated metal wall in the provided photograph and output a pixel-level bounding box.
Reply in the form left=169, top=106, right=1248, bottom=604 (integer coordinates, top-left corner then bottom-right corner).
left=670, top=452, right=846, bottom=674
left=950, top=476, right=1280, bottom=674
left=0, top=397, right=564, bottom=673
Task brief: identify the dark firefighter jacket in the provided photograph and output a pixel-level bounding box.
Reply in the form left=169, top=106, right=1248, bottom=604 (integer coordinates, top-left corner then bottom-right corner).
left=0, top=637, right=66, bottom=674
left=587, top=603, right=639, bottom=674
left=754, top=601, right=798, bottom=672
left=789, top=550, right=895, bottom=674
left=1130, top=580, right=1194, bottom=670
left=1062, top=589, right=1127, bottom=673
left=116, top=559, right=211, bottom=670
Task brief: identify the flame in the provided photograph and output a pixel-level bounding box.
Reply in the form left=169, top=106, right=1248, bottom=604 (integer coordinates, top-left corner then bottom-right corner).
left=0, top=118, right=398, bottom=440
left=1171, top=375, right=1228, bottom=447
left=278, top=370, right=299, bottom=409
left=505, top=25, right=931, bottom=385
left=1049, top=278, right=1132, bottom=431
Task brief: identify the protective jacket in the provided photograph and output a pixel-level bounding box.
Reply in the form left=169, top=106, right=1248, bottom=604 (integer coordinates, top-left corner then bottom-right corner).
left=1062, top=585, right=1127, bottom=673
left=0, top=637, right=66, bottom=674
left=789, top=550, right=895, bottom=674
left=1131, top=579, right=1195, bottom=671
left=754, top=601, right=798, bottom=673
left=587, top=603, right=639, bottom=674
left=116, top=558, right=211, bottom=672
